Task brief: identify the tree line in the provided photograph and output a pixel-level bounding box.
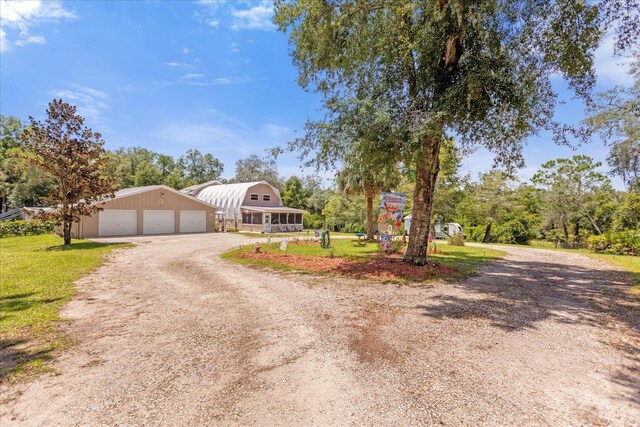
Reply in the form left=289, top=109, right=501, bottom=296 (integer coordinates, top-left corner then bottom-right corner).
left=2, top=99, right=637, bottom=252
left=0, top=115, right=303, bottom=211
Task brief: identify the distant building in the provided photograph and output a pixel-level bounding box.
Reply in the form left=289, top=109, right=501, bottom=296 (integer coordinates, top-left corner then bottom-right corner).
left=182, top=181, right=306, bottom=233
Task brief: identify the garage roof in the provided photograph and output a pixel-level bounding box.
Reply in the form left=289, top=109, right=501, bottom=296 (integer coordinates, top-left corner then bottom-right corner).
left=96, top=185, right=221, bottom=210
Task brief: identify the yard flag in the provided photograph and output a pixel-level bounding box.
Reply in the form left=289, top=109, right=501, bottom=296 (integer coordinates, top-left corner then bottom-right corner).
left=377, top=192, right=406, bottom=234
left=280, top=238, right=289, bottom=251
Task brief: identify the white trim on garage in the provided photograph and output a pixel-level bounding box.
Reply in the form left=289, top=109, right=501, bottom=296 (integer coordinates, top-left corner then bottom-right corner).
left=98, top=210, right=137, bottom=237
left=179, top=210, right=207, bottom=233
left=143, top=210, right=175, bottom=235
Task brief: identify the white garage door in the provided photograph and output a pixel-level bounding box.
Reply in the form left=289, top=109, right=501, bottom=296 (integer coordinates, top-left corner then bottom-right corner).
left=143, top=210, right=175, bottom=235
left=99, top=210, right=137, bottom=237
left=180, top=210, right=206, bottom=233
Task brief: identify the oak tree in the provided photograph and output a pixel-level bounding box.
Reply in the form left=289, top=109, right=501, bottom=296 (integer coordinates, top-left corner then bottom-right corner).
left=584, top=60, right=639, bottom=191
left=275, top=0, right=618, bottom=264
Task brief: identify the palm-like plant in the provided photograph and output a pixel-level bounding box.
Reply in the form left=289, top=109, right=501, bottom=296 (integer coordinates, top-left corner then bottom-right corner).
left=337, top=152, right=400, bottom=241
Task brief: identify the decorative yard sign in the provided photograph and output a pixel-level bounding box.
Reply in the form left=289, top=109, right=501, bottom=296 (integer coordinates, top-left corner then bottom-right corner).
left=377, top=192, right=406, bottom=234
left=379, top=233, right=393, bottom=250
left=280, top=238, right=289, bottom=251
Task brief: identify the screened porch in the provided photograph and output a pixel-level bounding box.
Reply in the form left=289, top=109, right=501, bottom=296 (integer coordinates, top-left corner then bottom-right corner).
left=240, top=206, right=306, bottom=233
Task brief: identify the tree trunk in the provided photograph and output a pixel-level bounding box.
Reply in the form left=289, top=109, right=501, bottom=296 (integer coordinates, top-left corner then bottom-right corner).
left=365, top=189, right=375, bottom=241
left=483, top=222, right=492, bottom=243
left=63, top=219, right=72, bottom=245
left=404, top=135, right=442, bottom=265
left=62, top=206, right=72, bottom=245
left=582, top=210, right=602, bottom=235
left=562, top=221, right=569, bottom=242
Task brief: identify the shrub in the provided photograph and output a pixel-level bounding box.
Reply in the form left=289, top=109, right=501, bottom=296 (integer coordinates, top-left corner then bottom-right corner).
left=343, top=222, right=365, bottom=233
left=543, top=229, right=567, bottom=248
left=587, top=231, right=640, bottom=256
left=447, top=235, right=465, bottom=246
left=495, top=218, right=536, bottom=245
left=0, top=219, right=56, bottom=237
left=303, top=213, right=324, bottom=230
left=465, top=225, right=486, bottom=242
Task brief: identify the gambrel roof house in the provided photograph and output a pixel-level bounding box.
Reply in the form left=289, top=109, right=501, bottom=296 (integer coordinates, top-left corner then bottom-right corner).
left=182, top=181, right=306, bottom=233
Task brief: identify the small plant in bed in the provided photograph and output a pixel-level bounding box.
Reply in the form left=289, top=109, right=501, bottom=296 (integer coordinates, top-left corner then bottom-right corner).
left=222, top=238, right=504, bottom=282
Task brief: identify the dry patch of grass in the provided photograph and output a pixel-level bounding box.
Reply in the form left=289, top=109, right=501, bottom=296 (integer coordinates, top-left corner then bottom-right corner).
left=0, top=234, right=131, bottom=381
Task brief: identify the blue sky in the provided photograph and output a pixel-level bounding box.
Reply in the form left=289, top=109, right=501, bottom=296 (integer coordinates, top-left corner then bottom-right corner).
left=0, top=0, right=634, bottom=189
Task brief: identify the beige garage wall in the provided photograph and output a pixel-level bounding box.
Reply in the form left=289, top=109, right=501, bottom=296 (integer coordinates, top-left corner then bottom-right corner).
left=77, top=188, right=217, bottom=237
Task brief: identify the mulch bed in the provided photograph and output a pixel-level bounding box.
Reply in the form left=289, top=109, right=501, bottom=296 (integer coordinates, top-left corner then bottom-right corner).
left=237, top=252, right=457, bottom=281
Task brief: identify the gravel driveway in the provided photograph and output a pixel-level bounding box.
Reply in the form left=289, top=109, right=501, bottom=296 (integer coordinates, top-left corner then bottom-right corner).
left=1, top=234, right=638, bottom=426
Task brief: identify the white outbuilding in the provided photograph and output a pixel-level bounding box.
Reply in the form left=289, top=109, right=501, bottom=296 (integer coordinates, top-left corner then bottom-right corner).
left=182, top=181, right=307, bottom=233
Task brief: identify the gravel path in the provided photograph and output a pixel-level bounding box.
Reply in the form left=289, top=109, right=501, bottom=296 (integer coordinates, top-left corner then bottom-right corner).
left=1, top=234, right=638, bottom=426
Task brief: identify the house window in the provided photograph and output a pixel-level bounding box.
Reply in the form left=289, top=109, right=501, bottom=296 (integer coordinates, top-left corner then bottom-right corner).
left=250, top=193, right=259, bottom=201
left=262, top=194, right=271, bottom=202
left=251, top=213, right=262, bottom=224
left=295, top=213, right=303, bottom=224
left=242, top=212, right=252, bottom=224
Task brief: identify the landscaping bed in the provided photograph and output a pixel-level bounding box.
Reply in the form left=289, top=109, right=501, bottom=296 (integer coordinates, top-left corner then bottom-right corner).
left=223, top=239, right=505, bottom=282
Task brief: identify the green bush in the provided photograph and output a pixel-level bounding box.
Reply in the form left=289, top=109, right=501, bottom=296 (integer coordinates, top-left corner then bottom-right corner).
left=543, top=229, right=567, bottom=247
left=495, top=217, right=537, bottom=245
left=587, top=231, right=640, bottom=256
left=303, top=213, right=324, bottom=230
left=447, top=235, right=465, bottom=246
left=613, top=193, right=640, bottom=231
left=465, top=225, right=487, bottom=242
left=0, top=220, right=56, bottom=237
left=343, top=222, right=365, bottom=233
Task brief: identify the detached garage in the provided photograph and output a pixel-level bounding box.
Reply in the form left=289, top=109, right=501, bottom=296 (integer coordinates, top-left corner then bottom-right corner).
left=74, top=185, right=220, bottom=238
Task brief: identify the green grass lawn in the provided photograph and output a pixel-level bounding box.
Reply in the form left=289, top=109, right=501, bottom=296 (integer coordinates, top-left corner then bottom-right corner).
left=234, top=230, right=355, bottom=239
left=0, top=234, right=130, bottom=381
left=222, top=238, right=505, bottom=281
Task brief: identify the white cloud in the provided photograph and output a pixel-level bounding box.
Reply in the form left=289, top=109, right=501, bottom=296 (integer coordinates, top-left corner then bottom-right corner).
left=49, top=85, right=111, bottom=128
left=230, top=41, right=239, bottom=52
left=152, top=121, right=254, bottom=156
left=593, top=34, right=634, bottom=87
left=0, top=28, right=8, bottom=52
left=0, top=0, right=76, bottom=51
left=262, top=123, right=290, bottom=138
left=231, top=2, right=275, bottom=31
left=196, top=0, right=226, bottom=7
left=186, top=77, right=232, bottom=86
left=15, top=33, right=45, bottom=46
left=163, top=61, right=190, bottom=67
left=208, top=19, right=219, bottom=28
left=182, top=47, right=193, bottom=54
left=183, top=73, right=204, bottom=79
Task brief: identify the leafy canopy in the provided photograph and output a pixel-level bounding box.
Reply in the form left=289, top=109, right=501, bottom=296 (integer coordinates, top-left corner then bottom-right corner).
left=20, top=99, right=118, bottom=244
left=275, top=0, right=603, bottom=168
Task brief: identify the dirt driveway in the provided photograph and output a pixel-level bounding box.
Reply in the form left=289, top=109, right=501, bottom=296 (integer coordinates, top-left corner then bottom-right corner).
left=2, top=234, right=638, bottom=426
